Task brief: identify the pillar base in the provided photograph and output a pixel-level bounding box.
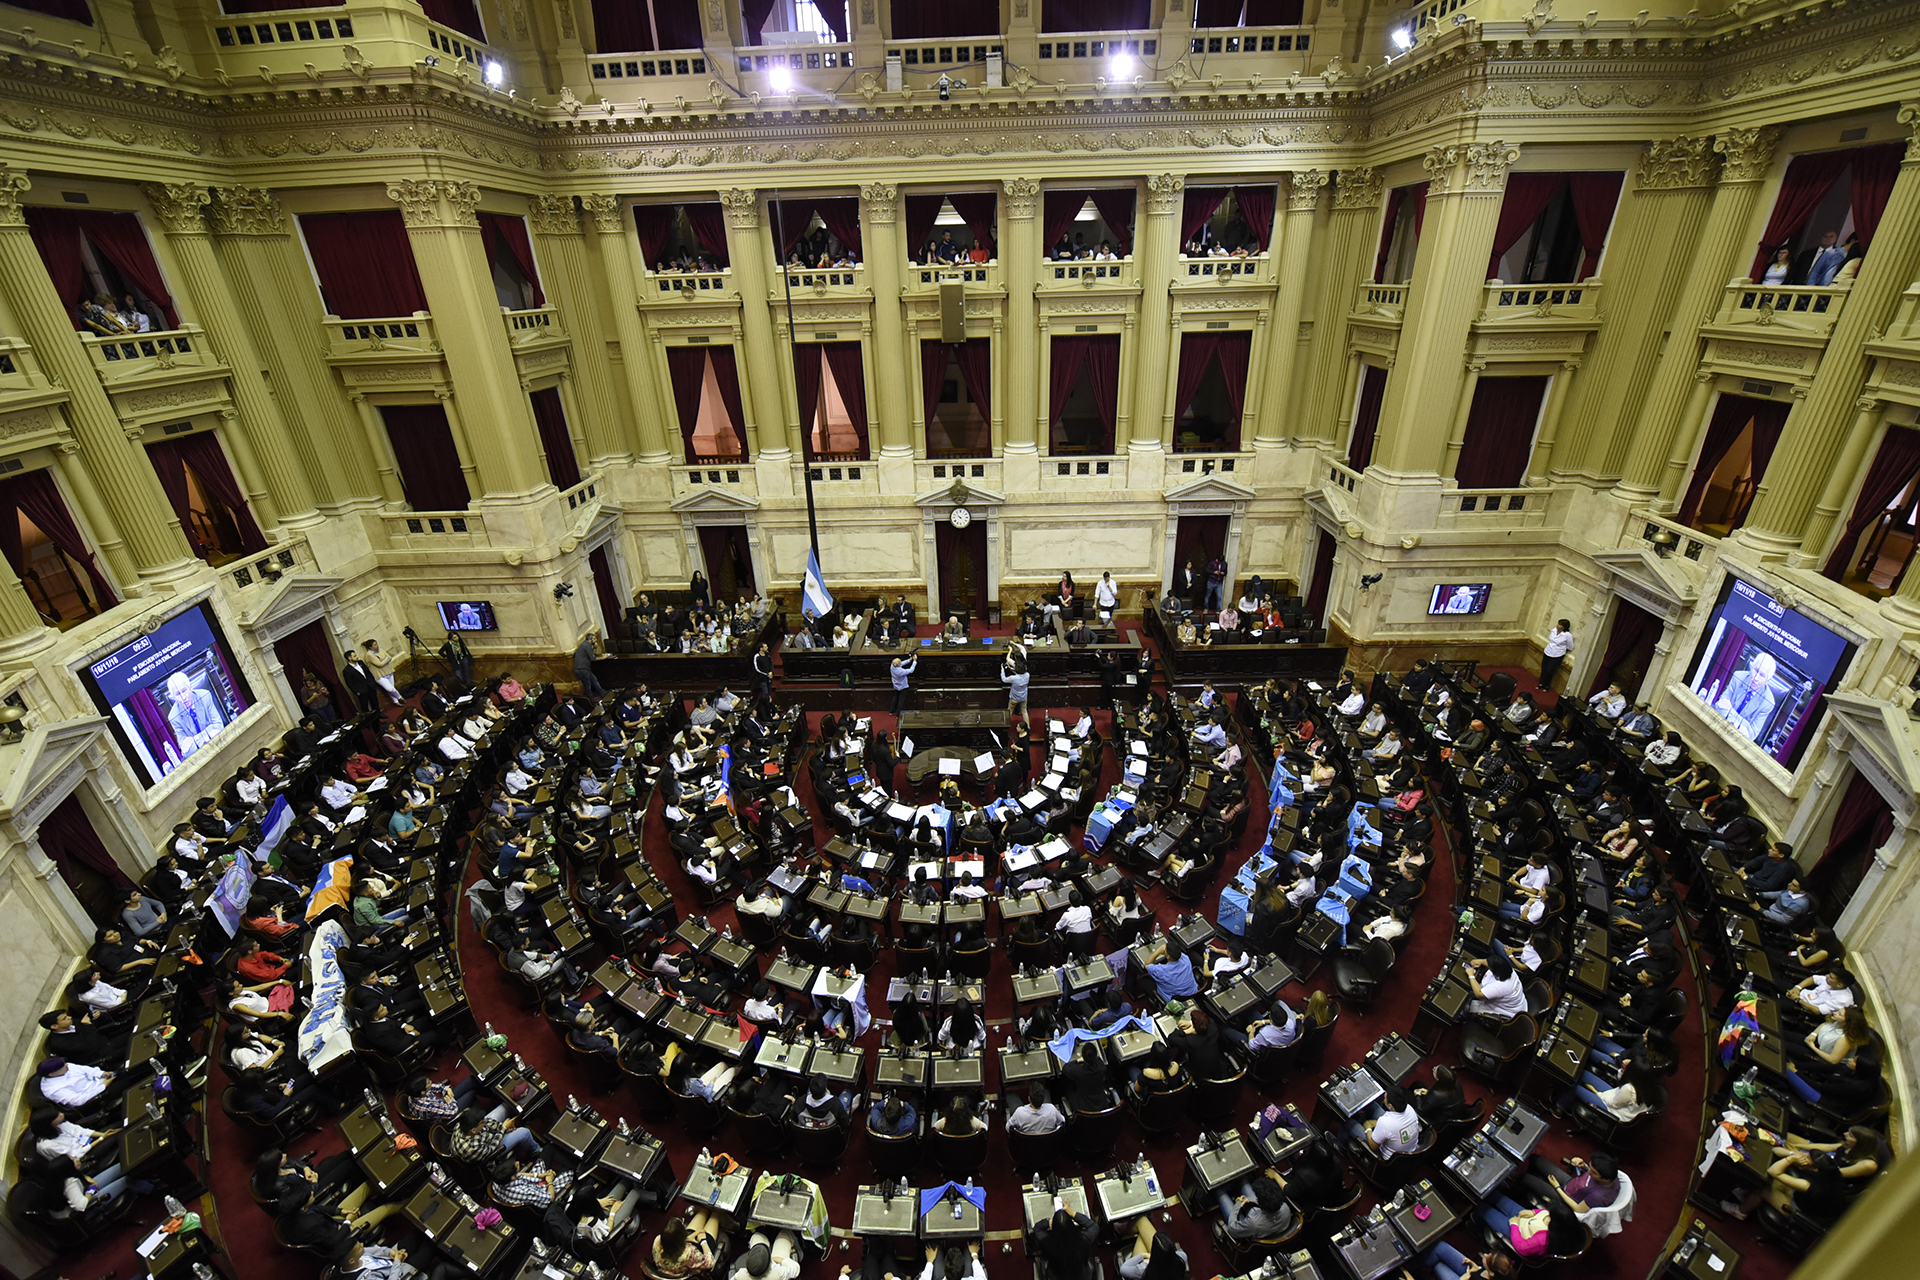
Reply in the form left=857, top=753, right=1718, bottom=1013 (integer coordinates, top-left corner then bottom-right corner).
left=1002, top=443, right=1039, bottom=495
left=0, top=625, right=58, bottom=665
left=1877, top=592, right=1920, bottom=633
left=1726, top=526, right=1800, bottom=561
left=1125, top=439, right=1165, bottom=491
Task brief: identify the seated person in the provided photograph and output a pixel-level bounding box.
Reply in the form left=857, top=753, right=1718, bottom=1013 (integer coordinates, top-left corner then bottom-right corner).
left=1478, top=1194, right=1583, bottom=1261
left=1464, top=953, right=1529, bottom=1021
left=1006, top=1083, right=1065, bottom=1135
left=1215, top=1168, right=1295, bottom=1241
left=1347, top=1086, right=1425, bottom=1160
left=653, top=1212, right=724, bottom=1279
left=868, top=1091, right=918, bottom=1136
left=933, top=1094, right=986, bottom=1136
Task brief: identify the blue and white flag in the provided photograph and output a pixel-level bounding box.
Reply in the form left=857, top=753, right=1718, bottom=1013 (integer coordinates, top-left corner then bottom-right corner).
left=802, top=547, right=835, bottom=619
left=254, top=795, right=294, bottom=864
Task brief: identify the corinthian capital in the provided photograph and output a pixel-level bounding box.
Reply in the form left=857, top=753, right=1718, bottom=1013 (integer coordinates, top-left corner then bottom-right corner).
left=1636, top=137, right=1714, bottom=191
left=1714, top=126, right=1783, bottom=183
left=859, top=183, right=898, bottom=224
left=0, top=164, right=31, bottom=227
left=1003, top=177, right=1040, bottom=220
left=579, top=193, right=623, bottom=234
left=1332, top=167, right=1383, bottom=211
left=1425, top=141, right=1519, bottom=195
left=528, top=193, right=581, bottom=235
left=209, top=186, right=287, bottom=235
left=143, top=183, right=211, bottom=234
left=387, top=179, right=481, bottom=228
left=1146, top=174, right=1184, bottom=216
left=1287, top=169, right=1330, bottom=213
left=720, top=188, right=760, bottom=229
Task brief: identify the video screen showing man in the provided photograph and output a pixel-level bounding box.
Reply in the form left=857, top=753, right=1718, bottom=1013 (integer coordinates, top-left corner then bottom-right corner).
left=162, top=667, right=227, bottom=752
left=1686, top=577, right=1853, bottom=768
left=456, top=602, right=482, bottom=629
left=1713, top=651, right=1777, bottom=742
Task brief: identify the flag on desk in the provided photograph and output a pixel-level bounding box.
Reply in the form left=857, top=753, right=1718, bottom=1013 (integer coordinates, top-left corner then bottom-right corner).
left=802, top=548, right=835, bottom=620
left=715, top=742, right=736, bottom=814
left=254, top=796, right=294, bottom=867
left=304, top=854, right=354, bottom=921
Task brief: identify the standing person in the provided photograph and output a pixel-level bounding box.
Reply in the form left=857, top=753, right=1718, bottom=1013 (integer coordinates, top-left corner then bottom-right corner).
left=754, top=643, right=774, bottom=702
left=1172, top=560, right=1200, bottom=612
left=1204, top=551, right=1228, bottom=612
left=890, top=653, right=917, bottom=718
left=361, top=638, right=403, bottom=705
left=440, top=631, right=474, bottom=690
left=690, top=570, right=710, bottom=610
left=340, top=647, right=375, bottom=710
left=1094, top=572, right=1119, bottom=621
left=573, top=633, right=606, bottom=699
left=1540, top=619, right=1574, bottom=692
left=1002, top=653, right=1030, bottom=724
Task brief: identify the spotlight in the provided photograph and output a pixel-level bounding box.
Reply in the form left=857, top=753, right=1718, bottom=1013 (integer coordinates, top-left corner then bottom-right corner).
left=423, top=54, right=439, bottom=68
left=483, top=59, right=505, bottom=86
left=1391, top=28, right=1414, bottom=50
left=769, top=64, right=793, bottom=93
left=1111, top=52, right=1134, bottom=77
left=937, top=74, right=951, bottom=100
left=553, top=582, right=575, bottom=601
left=1359, top=573, right=1384, bottom=591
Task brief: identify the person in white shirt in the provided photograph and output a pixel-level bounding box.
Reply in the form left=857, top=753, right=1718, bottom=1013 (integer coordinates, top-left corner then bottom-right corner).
left=737, top=885, right=786, bottom=918
left=1056, top=890, right=1094, bottom=939
left=320, top=776, right=358, bottom=812
left=172, top=829, right=206, bottom=862
left=949, top=871, right=988, bottom=901
left=504, top=764, right=534, bottom=795
left=1540, top=619, right=1575, bottom=689
left=686, top=854, right=719, bottom=886
left=1588, top=683, right=1628, bottom=720
left=1356, top=1094, right=1425, bottom=1158
left=37, top=1059, right=115, bottom=1108
left=439, top=735, right=472, bottom=761
left=461, top=714, right=490, bottom=740
left=728, top=1230, right=803, bottom=1280
left=34, top=1114, right=110, bottom=1163
left=1007, top=1084, right=1067, bottom=1134
left=1363, top=909, right=1409, bottom=942
left=1509, top=855, right=1551, bottom=893
left=1792, top=972, right=1855, bottom=1017
left=1094, top=572, right=1119, bottom=618
left=1464, top=953, right=1529, bottom=1020
left=1285, top=872, right=1319, bottom=907
left=234, top=768, right=267, bottom=807
left=77, top=972, right=127, bottom=1010
left=1644, top=732, right=1684, bottom=769
left=1336, top=688, right=1367, bottom=717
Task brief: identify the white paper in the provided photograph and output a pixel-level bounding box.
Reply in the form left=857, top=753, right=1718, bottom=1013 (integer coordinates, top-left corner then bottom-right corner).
left=886, top=802, right=916, bottom=822
left=949, top=859, right=986, bottom=879
left=1020, top=788, right=1048, bottom=810
left=972, top=752, right=995, bottom=773
left=1003, top=847, right=1040, bottom=871
left=990, top=731, right=1005, bottom=749
left=1042, top=771, right=1066, bottom=791
left=1040, top=837, right=1070, bottom=861
left=1048, top=719, right=1067, bottom=735
left=855, top=717, right=872, bottom=731
left=938, top=758, right=961, bottom=776
left=900, top=736, right=915, bottom=757
left=366, top=775, right=390, bottom=792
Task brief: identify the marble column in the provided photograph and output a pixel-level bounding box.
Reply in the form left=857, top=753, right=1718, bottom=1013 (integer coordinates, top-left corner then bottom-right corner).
left=528, top=194, right=637, bottom=469
left=999, top=178, right=1041, bottom=489
left=1299, top=168, right=1384, bottom=446
left=1614, top=127, right=1781, bottom=502
left=1741, top=107, right=1920, bottom=558
left=1253, top=170, right=1328, bottom=449
left=580, top=194, right=674, bottom=465
left=1371, top=142, right=1520, bottom=476
left=142, top=182, right=318, bottom=535
left=859, top=183, right=914, bottom=464
left=0, top=165, right=195, bottom=583
left=0, top=546, right=50, bottom=656
left=1524, top=359, right=1581, bottom=485
left=719, top=189, right=798, bottom=465
left=1655, top=371, right=1721, bottom=509
left=1129, top=175, right=1183, bottom=458
left=386, top=179, right=548, bottom=498
left=1439, top=360, right=1487, bottom=480
left=348, top=393, right=408, bottom=504
left=1803, top=399, right=1889, bottom=568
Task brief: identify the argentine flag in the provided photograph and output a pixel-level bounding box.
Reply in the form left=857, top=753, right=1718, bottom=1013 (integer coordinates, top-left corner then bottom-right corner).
left=802, top=547, right=835, bottom=620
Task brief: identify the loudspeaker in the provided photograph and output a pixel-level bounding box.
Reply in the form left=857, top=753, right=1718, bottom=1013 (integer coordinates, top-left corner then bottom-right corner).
left=939, top=280, right=966, bottom=343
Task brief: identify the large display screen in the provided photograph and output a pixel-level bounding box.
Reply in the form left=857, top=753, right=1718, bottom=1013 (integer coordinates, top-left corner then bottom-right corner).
left=1685, top=576, right=1855, bottom=769
left=1428, top=583, right=1492, bottom=616
left=82, top=601, right=253, bottom=787
left=436, top=600, right=497, bottom=631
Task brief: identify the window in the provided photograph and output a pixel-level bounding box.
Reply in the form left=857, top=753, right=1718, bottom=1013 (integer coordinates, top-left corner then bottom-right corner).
left=1047, top=334, right=1120, bottom=456
left=1172, top=332, right=1251, bottom=453
left=922, top=340, right=991, bottom=459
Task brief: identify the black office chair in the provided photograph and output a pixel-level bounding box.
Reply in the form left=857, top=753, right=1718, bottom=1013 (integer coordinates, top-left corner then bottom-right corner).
left=895, top=940, right=940, bottom=978
left=866, top=1118, right=922, bottom=1178
left=1007, top=1126, right=1060, bottom=1174
left=792, top=1120, right=851, bottom=1167
left=731, top=1104, right=791, bottom=1158
left=929, top=1125, right=989, bottom=1176
left=1459, top=1014, right=1540, bottom=1083
left=952, top=944, right=992, bottom=980
left=1331, top=938, right=1396, bottom=1006
left=1067, top=1100, right=1124, bottom=1161
left=1189, top=1061, right=1247, bottom=1126
left=1131, top=1079, right=1194, bottom=1135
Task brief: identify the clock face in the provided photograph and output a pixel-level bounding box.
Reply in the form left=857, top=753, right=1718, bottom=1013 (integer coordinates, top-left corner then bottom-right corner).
left=949, top=506, right=972, bottom=528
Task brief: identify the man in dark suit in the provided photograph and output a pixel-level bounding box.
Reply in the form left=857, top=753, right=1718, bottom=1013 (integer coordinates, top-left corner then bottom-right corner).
left=891, top=595, right=917, bottom=638
left=1172, top=560, right=1200, bottom=610
left=339, top=648, right=376, bottom=710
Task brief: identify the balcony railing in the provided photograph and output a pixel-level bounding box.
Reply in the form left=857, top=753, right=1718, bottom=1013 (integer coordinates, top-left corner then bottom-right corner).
left=0, top=336, right=46, bottom=393
left=1437, top=485, right=1567, bottom=531
left=224, top=535, right=312, bottom=591
left=1476, top=280, right=1602, bottom=324
left=214, top=9, right=356, bottom=50
left=672, top=463, right=757, bottom=499
left=382, top=509, right=488, bottom=549
left=883, top=37, right=1004, bottom=72
left=592, top=49, right=710, bottom=81
left=922, top=459, right=996, bottom=483
left=1043, top=258, right=1135, bottom=288
left=1353, top=282, right=1409, bottom=318
left=1043, top=456, right=1124, bottom=490
left=1187, top=26, right=1312, bottom=55
left=80, top=325, right=216, bottom=382
left=1179, top=255, right=1267, bottom=280
left=1707, top=280, right=1850, bottom=342
left=650, top=269, right=735, bottom=296
left=1624, top=510, right=1719, bottom=565
left=737, top=42, right=855, bottom=75
left=503, top=305, right=564, bottom=348
left=1325, top=459, right=1363, bottom=493
left=325, top=314, right=438, bottom=359
left=559, top=472, right=600, bottom=514
left=781, top=267, right=865, bottom=293
left=1036, top=32, right=1158, bottom=60
left=911, top=264, right=999, bottom=288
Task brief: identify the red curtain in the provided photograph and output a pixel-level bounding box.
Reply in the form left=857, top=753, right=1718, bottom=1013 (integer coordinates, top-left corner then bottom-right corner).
left=822, top=342, right=869, bottom=459
left=1486, top=174, right=1568, bottom=280
left=1171, top=333, right=1220, bottom=427
left=1588, top=598, right=1661, bottom=697
left=742, top=0, right=778, bottom=44
left=1821, top=426, right=1920, bottom=579
left=1411, top=182, right=1429, bottom=242
left=223, top=0, right=342, bottom=11
left=698, top=525, right=756, bottom=595
left=1215, top=331, right=1251, bottom=427
left=1245, top=0, right=1305, bottom=19
left=591, top=0, right=654, bottom=51
left=1677, top=394, right=1791, bottom=527
left=709, top=347, right=749, bottom=460
left=683, top=203, right=730, bottom=264
left=1373, top=185, right=1408, bottom=283
left=633, top=204, right=675, bottom=267
left=298, top=212, right=427, bottom=319
left=1048, top=336, right=1090, bottom=429
left=1172, top=515, right=1229, bottom=586
left=770, top=197, right=862, bottom=258
left=935, top=522, right=989, bottom=616
left=1181, top=189, right=1231, bottom=246
left=1749, top=149, right=1857, bottom=281
left=530, top=387, right=581, bottom=489
left=24, top=210, right=87, bottom=321
left=1083, top=335, right=1121, bottom=454
left=0, top=469, right=118, bottom=608
left=589, top=544, right=624, bottom=637
left=920, top=339, right=949, bottom=434
left=380, top=404, right=471, bottom=510
left=1194, top=0, right=1244, bottom=22
left=1849, top=142, right=1905, bottom=251
left=654, top=0, right=705, bottom=48
left=9, top=0, right=93, bottom=22
left=1808, top=771, right=1894, bottom=900
left=953, top=337, right=991, bottom=422
left=793, top=344, right=823, bottom=459
left=947, top=193, right=997, bottom=253
left=480, top=214, right=543, bottom=306
left=1304, top=529, right=1336, bottom=627
left=1042, top=0, right=1149, bottom=32
left=1347, top=364, right=1387, bottom=472
left=1089, top=190, right=1136, bottom=255
left=144, top=441, right=200, bottom=558
left=39, top=796, right=133, bottom=894
left=1455, top=376, right=1549, bottom=489
left=75, top=212, right=178, bottom=327
left=1043, top=190, right=1090, bottom=253
left=275, top=617, right=354, bottom=717
left=1568, top=172, right=1625, bottom=279
left=1236, top=185, right=1276, bottom=250
left=418, top=0, right=486, bottom=42
left=892, top=0, right=1000, bottom=37
left=666, top=347, right=709, bottom=458
left=906, top=196, right=945, bottom=257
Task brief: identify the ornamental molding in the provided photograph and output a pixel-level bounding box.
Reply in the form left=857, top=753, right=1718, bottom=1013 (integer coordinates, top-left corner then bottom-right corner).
left=1713, top=340, right=1810, bottom=370
left=1145, top=174, right=1185, bottom=216
left=859, top=182, right=897, bottom=224
left=1286, top=169, right=1329, bottom=212
left=209, top=185, right=286, bottom=235
left=1332, top=167, right=1383, bottom=211
left=0, top=164, right=29, bottom=226
left=1714, top=126, right=1783, bottom=183
left=720, top=188, right=760, bottom=229
left=528, top=193, right=581, bottom=235
left=142, top=181, right=210, bottom=233
left=1636, top=137, right=1716, bottom=191
left=1424, top=140, right=1519, bottom=195
left=578, top=192, right=623, bottom=233
left=386, top=179, right=482, bottom=227
left=0, top=407, right=61, bottom=441
left=1003, top=177, right=1040, bottom=220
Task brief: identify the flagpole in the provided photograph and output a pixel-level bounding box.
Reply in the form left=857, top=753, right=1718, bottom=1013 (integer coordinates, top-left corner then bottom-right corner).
left=772, top=191, right=824, bottom=578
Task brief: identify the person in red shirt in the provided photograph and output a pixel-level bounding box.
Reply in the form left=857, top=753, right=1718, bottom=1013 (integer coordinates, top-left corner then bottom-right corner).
left=234, top=938, right=289, bottom=983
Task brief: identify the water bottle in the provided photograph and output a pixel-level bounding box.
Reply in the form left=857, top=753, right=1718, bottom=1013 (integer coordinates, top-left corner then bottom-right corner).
left=568, top=1093, right=581, bottom=1114
left=484, top=1020, right=495, bottom=1038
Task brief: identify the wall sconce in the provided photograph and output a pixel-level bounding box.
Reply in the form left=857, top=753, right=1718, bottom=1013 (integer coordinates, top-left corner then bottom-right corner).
left=1400, top=535, right=1421, bottom=550
left=1648, top=527, right=1679, bottom=558
left=0, top=703, right=25, bottom=744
